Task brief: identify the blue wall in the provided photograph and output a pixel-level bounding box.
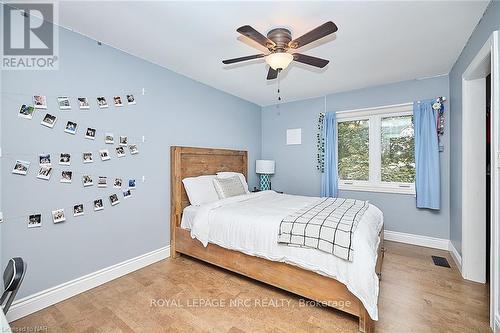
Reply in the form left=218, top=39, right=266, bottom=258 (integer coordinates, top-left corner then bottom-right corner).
left=1, top=23, right=261, bottom=298
left=262, top=76, right=450, bottom=238
left=449, top=1, right=500, bottom=255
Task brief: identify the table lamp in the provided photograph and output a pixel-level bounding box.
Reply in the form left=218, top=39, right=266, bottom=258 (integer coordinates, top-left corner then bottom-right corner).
left=256, top=160, right=275, bottom=191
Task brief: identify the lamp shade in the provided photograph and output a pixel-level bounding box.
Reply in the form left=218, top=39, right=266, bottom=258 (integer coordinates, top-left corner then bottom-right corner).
left=265, top=53, right=293, bottom=70
left=256, top=160, right=275, bottom=174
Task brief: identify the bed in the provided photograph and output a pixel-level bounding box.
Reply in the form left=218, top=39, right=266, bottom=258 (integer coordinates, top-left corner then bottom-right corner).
left=170, top=146, right=384, bottom=333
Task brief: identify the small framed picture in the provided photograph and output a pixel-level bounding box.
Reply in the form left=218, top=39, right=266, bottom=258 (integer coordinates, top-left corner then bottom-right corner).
left=109, top=194, right=120, bottom=206
left=83, top=175, right=93, bottom=187
left=98, top=176, right=107, bottom=188
left=83, top=152, right=93, bottom=164
left=113, top=96, right=123, bottom=107
left=41, top=113, right=57, bottom=128
left=123, top=189, right=132, bottom=198
left=116, top=146, right=125, bottom=157
left=37, top=166, right=52, bottom=180
left=105, top=133, right=114, bottom=144
left=39, top=153, right=51, bottom=166
left=59, top=153, right=71, bottom=166
left=126, top=94, right=136, bottom=105
left=94, top=199, right=104, bottom=211
left=129, top=179, right=136, bottom=190
left=119, top=136, right=128, bottom=146
left=57, top=96, right=71, bottom=110
left=33, top=95, right=47, bottom=109
left=18, top=105, right=35, bottom=119
left=12, top=160, right=30, bottom=175
left=78, top=97, right=90, bottom=110
left=64, top=121, right=78, bottom=135
left=99, top=149, right=110, bottom=161
left=129, top=144, right=139, bottom=155
left=85, top=127, right=96, bottom=140
left=28, top=214, right=42, bottom=228
left=97, top=96, right=108, bottom=108
left=52, top=209, right=66, bottom=224
left=61, top=171, right=72, bottom=183
left=113, top=178, right=122, bottom=188
left=73, top=204, right=84, bottom=217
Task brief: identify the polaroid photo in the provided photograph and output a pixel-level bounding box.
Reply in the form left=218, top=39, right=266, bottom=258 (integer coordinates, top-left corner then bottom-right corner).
left=85, top=127, right=96, bottom=140
left=94, top=199, right=104, bottom=211
left=129, top=144, right=139, bottom=155
left=60, top=171, right=72, bottom=183
left=97, top=96, right=108, bottom=108
left=98, top=176, right=107, bottom=188
left=123, top=189, right=132, bottom=198
left=64, top=121, right=78, bottom=135
left=73, top=204, right=84, bottom=217
left=113, top=96, right=123, bottom=107
left=83, top=175, right=93, bottom=187
left=37, top=166, right=52, bottom=180
left=33, top=95, right=47, bottom=109
left=41, top=113, right=57, bottom=128
left=83, top=152, right=93, bottom=164
left=52, top=209, right=66, bottom=224
left=59, top=153, right=71, bottom=166
left=28, top=214, right=42, bottom=228
left=78, top=97, right=90, bottom=110
left=128, top=179, right=136, bottom=190
left=39, top=153, right=51, bottom=166
left=12, top=160, right=30, bottom=175
left=109, top=194, right=120, bottom=206
left=18, top=105, right=35, bottom=119
left=119, top=136, right=128, bottom=146
left=105, top=133, right=114, bottom=144
left=99, top=149, right=110, bottom=161
left=116, top=146, right=125, bottom=158
left=57, top=97, right=71, bottom=110
left=114, top=178, right=123, bottom=188
left=126, top=94, right=136, bottom=105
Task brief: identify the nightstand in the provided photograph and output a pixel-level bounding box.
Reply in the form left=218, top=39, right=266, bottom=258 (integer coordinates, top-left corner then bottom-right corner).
left=252, top=187, right=283, bottom=194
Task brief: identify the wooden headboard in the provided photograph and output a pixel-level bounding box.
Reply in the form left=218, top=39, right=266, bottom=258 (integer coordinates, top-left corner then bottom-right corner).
left=170, top=146, right=248, bottom=230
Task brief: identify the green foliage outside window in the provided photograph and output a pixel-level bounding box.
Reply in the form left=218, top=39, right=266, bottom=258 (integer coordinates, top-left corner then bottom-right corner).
left=381, top=116, right=415, bottom=183
left=338, top=120, right=369, bottom=180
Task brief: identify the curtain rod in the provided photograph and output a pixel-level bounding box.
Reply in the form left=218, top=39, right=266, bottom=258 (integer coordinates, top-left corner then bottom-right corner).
left=330, top=96, right=446, bottom=115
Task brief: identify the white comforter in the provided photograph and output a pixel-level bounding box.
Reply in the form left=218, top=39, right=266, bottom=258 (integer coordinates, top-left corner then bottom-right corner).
left=186, top=190, right=383, bottom=320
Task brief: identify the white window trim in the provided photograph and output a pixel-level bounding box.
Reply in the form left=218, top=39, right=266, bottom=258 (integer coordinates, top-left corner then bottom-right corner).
left=336, top=103, right=416, bottom=195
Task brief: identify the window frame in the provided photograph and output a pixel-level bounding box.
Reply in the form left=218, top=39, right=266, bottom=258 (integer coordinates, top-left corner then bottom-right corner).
left=336, top=104, right=416, bottom=195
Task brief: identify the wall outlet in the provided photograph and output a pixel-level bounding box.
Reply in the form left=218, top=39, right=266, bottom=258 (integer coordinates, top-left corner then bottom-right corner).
left=142, top=136, right=145, bottom=143
left=142, top=176, right=145, bottom=183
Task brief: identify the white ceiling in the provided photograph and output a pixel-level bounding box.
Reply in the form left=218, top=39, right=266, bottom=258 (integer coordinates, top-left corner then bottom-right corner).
left=57, top=1, right=489, bottom=106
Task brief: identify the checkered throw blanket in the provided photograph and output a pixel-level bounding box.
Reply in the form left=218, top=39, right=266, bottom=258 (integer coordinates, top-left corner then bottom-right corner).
left=278, top=198, right=369, bottom=261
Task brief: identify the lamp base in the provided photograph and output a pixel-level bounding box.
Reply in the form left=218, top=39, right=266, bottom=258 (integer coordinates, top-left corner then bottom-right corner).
left=259, top=174, right=271, bottom=191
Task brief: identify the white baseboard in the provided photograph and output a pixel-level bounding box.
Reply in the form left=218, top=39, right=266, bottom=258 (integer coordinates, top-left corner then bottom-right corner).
left=495, top=314, right=500, bottom=333
left=384, top=230, right=450, bottom=250
left=449, top=241, right=463, bottom=273
left=7, top=246, right=170, bottom=322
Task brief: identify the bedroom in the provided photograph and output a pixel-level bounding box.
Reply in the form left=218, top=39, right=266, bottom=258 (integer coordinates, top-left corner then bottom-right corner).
left=0, top=1, right=499, bottom=332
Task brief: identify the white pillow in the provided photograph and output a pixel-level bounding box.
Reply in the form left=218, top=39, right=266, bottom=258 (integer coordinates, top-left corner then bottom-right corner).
left=213, top=176, right=247, bottom=199
left=182, top=175, right=219, bottom=206
left=216, top=172, right=250, bottom=193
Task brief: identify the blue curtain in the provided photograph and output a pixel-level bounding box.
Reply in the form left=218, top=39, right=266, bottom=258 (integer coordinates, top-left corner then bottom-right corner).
left=321, top=112, right=339, bottom=197
left=414, top=100, right=441, bottom=210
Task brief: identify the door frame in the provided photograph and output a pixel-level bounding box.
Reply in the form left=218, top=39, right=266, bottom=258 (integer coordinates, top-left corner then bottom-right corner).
left=461, top=30, right=499, bottom=331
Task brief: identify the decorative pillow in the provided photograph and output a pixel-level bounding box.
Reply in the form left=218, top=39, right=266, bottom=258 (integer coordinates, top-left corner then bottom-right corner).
left=216, top=172, right=250, bottom=193
left=182, top=175, right=219, bottom=206
left=213, top=176, right=247, bottom=199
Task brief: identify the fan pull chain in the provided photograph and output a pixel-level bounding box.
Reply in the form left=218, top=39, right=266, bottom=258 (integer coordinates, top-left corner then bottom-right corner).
left=277, top=70, right=282, bottom=102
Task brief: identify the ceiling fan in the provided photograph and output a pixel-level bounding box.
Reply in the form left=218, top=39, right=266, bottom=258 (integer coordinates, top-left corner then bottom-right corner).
left=222, top=21, right=338, bottom=80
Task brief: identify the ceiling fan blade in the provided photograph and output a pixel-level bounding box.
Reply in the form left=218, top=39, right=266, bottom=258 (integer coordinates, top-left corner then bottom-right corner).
left=222, top=54, right=265, bottom=64
left=237, top=25, right=276, bottom=49
left=293, top=53, right=329, bottom=68
left=289, top=21, right=338, bottom=49
left=267, top=67, right=279, bottom=80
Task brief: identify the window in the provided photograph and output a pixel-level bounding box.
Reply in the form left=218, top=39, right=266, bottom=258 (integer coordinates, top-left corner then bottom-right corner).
left=337, top=104, right=415, bottom=194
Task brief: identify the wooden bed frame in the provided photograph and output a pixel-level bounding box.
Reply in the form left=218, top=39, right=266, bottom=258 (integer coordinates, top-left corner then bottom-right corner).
left=170, top=146, right=384, bottom=333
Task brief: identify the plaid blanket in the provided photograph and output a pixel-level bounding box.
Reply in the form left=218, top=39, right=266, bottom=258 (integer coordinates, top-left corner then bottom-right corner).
left=278, top=198, right=369, bottom=261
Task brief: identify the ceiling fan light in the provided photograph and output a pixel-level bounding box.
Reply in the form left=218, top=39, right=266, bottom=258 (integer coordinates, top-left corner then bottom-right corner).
left=265, top=53, right=293, bottom=70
